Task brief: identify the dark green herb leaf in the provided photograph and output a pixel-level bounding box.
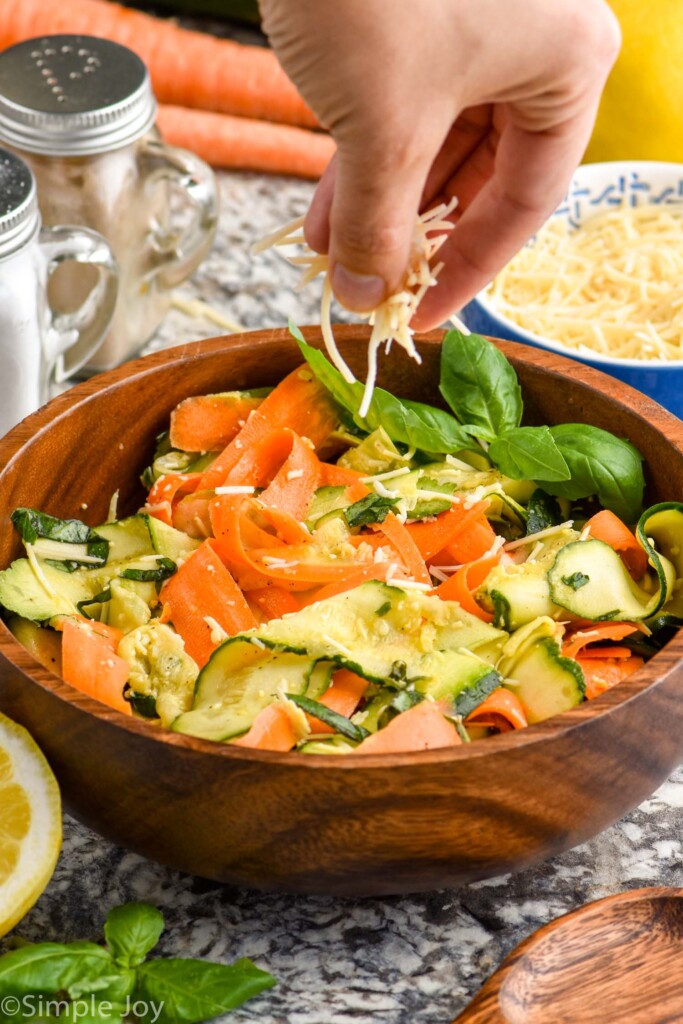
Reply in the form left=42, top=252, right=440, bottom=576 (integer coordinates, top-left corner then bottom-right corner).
left=489, top=426, right=570, bottom=482
left=104, top=903, right=164, bottom=969
left=0, top=943, right=118, bottom=1004
left=125, top=692, right=159, bottom=718
left=11, top=509, right=109, bottom=569
left=77, top=588, right=113, bottom=616
left=439, top=330, right=523, bottom=439
left=285, top=693, right=369, bottom=742
left=410, top=476, right=455, bottom=518
left=537, top=424, right=645, bottom=522
left=389, top=689, right=424, bottom=714
left=134, top=958, right=276, bottom=1024
left=119, top=558, right=177, bottom=584
left=295, top=332, right=478, bottom=455
left=344, top=494, right=397, bottom=528
left=526, top=489, right=563, bottom=535
left=561, top=572, right=590, bottom=590
left=389, top=660, right=408, bottom=683
left=375, top=601, right=392, bottom=617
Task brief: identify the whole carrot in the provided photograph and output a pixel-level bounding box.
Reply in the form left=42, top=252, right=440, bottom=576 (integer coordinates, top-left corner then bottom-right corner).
left=0, top=0, right=318, bottom=128
left=157, top=104, right=334, bottom=179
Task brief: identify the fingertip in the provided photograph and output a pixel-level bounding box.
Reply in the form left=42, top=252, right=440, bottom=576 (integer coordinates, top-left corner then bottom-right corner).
left=331, top=263, right=387, bottom=312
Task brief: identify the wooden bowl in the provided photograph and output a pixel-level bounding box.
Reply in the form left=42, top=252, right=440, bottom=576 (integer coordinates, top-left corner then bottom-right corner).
left=0, top=326, right=682, bottom=897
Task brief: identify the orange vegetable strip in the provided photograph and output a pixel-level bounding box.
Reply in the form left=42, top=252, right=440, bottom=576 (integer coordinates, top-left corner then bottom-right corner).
left=578, top=656, right=645, bottom=700
left=160, top=540, right=256, bottom=667
left=172, top=491, right=213, bottom=540
left=221, top=427, right=297, bottom=489
left=0, top=0, right=318, bottom=128
left=231, top=705, right=299, bottom=752
left=259, top=432, right=321, bottom=520
left=436, top=561, right=497, bottom=622
left=407, top=501, right=489, bottom=561
left=464, top=687, right=528, bottom=731
left=146, top=472, right=202, bottom=508
left=158, top=105, right=334, bottom=180
left=169, top=393, right=265, bottom=452
left=254, top=504, right=312, bottom=545
left=61, top=618, right=131, bottom=716
left=319, top=464, right=367, bottom=487
left=355, top=701, right=461, bottom=754
left=376, top=513, right=431, bottom=585
left=145, top=501, right=173, bottom=527
left=199, top=367, right=339, bottom=491
left=577, top=646, right=633, bottom=660
left=440, top=512, right=497, bottom=564
left=248, top=586, right=301, bottom=621
left=585, top=509, right=649, bottom=580
left=306, top=669, right=369, bottom=734
left=561, top=622, right=640, bottom=660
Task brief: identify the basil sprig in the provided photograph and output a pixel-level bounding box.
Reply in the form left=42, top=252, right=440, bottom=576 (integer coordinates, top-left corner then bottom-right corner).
left=291, top=324, right=645, bottom=521
left=292, top=324, right=477, bottom=455
left=0, top=903, right=275, bottom=1024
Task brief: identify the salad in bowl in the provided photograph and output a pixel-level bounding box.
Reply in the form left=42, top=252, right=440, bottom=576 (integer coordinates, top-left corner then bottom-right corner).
left=2, top=328, right=681, bottom=756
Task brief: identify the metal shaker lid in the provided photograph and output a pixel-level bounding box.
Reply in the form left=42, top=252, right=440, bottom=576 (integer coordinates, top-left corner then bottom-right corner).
left=0, top=148, right=39, bottom=258
left=0, top=36, right=156, bottom=156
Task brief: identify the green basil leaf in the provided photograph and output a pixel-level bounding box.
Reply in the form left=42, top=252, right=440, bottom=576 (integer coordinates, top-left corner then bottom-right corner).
left=452, top=671, right=502, bottom=719
left=124, top=692, right=159, bottom=718
left=285, top=693, right=369, bottom=742
left=118, top=559, right=177, bottom=584
left=389, top=689, right=424, bottom=714
left=537, top=424, right=645, bottom=522
left=0, top=943, right=117, bottom=1002
left=561, top=572, right=590, bottom=591
left=77, top=588, right=113, bottom=616
left=104, top=903, right=164, bottom=968
left=133, top=958, right=276, bottom=1024
left=526, top=489, right=564, bottom=535
left=439, top=330, right=523, bottom=439
left=55, top=1002, right=126, bottom=1024
left=344, top=494, right=397, bottom=528
left=294, top=332, right=478, bottom=455
left=11, top=509, right=109, bottom=567
left=489, top=426, right=570, bottom=482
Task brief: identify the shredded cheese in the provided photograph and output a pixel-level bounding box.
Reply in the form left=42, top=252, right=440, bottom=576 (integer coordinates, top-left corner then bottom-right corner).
left=107, top=489, right=119, bottom=523
left=489, top=203, right=683, bottom=360
left=504, top=521, right=574, bottom=550
left=203, top=616, right=228, bottom=645
left=214, top=485, right=255, bottom=495
left=254, top=199, right=459, bottom=416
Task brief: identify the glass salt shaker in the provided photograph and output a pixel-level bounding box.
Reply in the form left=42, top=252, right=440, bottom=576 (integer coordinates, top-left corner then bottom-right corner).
left=0, top=148, right=118, bottom=435
left=0, top=35, right=218, bottom=374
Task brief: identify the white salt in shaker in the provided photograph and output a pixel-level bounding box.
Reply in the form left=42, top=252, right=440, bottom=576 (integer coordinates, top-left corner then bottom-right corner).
left=0, top=148, right=118, bottom=435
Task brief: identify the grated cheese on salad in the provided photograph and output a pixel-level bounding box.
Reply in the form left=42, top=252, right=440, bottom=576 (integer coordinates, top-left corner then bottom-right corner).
left=253, top=200, right=467, bottom=418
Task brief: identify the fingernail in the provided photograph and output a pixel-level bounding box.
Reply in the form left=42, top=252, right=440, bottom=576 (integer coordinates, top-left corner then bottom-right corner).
left=331, top=264, right=386, bottom=312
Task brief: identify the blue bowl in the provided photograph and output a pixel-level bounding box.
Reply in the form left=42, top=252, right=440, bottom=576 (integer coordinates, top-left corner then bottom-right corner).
left=462, top=161, right=683, bottom=419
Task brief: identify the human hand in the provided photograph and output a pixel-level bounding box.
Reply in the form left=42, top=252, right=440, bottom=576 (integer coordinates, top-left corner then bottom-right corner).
left=259, top=0, right=620, bottom=329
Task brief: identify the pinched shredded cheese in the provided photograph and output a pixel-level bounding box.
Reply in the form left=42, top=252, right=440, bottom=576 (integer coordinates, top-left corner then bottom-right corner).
left=253, top=200, right=468, bottom=417
left=489, top=204, right=683, bottom=360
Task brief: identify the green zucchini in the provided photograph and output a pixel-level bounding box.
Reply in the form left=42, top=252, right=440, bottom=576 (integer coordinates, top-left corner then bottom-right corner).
left=548, top=539, right=665, bottom=621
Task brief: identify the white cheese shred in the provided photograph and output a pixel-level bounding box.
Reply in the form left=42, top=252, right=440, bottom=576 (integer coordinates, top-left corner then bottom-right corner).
left=254, top=198, right=459, bottom=414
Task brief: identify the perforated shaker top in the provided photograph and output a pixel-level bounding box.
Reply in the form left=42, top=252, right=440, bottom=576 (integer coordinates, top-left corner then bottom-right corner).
left=0, top=35, right=156, bottom=155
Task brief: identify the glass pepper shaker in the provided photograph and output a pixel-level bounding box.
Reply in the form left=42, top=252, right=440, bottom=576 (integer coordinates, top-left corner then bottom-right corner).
left=0, top=35, right=218, bottom=374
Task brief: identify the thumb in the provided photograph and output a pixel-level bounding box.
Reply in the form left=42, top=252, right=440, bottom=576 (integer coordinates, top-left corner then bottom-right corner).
left=327, top=135, right=431, bottom=313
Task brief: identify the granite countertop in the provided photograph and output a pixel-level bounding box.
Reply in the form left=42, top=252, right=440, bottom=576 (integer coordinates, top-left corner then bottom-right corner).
left=21, top=171, right=683, bottom=1024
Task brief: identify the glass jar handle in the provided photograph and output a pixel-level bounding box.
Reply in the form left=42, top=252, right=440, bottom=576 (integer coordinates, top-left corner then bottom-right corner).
left=40, top=226, right=119, bottom=382
left=141, top=137, right=218, bottom=290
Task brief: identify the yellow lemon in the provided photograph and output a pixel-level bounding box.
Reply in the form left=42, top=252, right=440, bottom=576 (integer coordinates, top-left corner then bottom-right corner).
left=0, top=713, right=62, bottom=937
left=585, top=0, right=683, bottom=163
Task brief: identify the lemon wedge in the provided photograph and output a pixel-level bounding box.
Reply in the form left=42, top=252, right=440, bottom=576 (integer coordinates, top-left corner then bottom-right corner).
left=0, top=713, right=62, bottom=937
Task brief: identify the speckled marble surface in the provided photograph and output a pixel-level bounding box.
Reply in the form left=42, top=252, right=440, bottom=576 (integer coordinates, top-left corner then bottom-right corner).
left=16, top=171, right=683, bottom=1023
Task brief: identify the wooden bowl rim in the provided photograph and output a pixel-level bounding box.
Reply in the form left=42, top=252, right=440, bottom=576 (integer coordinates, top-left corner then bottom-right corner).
left=1, top=324, right=682, bottom=769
